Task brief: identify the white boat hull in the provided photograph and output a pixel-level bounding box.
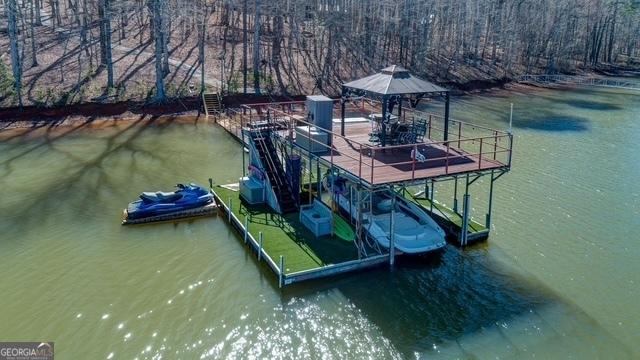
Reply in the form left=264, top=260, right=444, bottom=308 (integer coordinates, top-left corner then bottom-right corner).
left=335, top=189, right=446, bottom=254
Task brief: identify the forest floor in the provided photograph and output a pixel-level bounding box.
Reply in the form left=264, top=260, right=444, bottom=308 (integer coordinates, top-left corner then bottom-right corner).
left=1, top=5, right=638, bottom=119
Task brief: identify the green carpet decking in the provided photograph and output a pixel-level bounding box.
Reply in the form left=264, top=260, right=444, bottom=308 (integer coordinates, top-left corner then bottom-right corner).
left=213, top=186, right=359, bottom=274
left=410, top=196, right=488, bottom=234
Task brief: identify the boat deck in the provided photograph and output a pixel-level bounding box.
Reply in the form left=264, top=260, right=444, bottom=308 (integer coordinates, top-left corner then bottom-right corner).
left=212, top=186, right=387, bottom=286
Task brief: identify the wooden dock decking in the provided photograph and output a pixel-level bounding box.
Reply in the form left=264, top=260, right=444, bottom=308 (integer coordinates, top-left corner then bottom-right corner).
left=220, top=102, right=512, bottom=187
left=314, top=122, right=508, bottom=185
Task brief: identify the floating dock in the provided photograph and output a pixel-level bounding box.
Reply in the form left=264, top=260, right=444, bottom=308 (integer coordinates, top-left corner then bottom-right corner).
left=121, top=203, right=217, bottom=225
left=212, top=186, right=387, bottom=287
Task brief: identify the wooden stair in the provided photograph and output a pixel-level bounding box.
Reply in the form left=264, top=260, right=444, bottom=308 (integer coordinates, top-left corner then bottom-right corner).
left=202, top=93, right=222, bottom=117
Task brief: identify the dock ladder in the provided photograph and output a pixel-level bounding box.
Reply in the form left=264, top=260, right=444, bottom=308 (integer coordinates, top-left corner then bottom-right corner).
left=202, top=93, right=223, bottom=117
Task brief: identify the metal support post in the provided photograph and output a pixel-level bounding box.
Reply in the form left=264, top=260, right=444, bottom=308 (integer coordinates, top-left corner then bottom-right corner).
left=429, top=180, right=434, bottom=213
left=244, top=218, right=249, bottom=243
left=390, top=192, right=396, bottom=266
left=461, top=194, right=471, bottom=246
left=486, top=170, right=495, bottom=229
left=279, top=255, right=284, bottom=288
left=453, top=176, right=458, bottom=213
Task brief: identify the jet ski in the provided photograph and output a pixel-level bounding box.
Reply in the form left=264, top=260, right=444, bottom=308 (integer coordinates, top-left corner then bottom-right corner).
left=125, top=183, right=213, bottom=220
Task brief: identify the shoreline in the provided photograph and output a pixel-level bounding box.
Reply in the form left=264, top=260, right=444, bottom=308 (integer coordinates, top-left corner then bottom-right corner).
left=0, top=84, right=525, bottom=132
left=2, top=70, right=637, bottom=133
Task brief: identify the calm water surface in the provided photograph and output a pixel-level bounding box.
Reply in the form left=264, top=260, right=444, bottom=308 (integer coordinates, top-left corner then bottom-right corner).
left=1, top=82, right=638, bottom=359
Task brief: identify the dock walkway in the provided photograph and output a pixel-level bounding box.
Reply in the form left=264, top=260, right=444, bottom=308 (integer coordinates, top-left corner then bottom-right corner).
left=213, top=186, right=387, bottom=286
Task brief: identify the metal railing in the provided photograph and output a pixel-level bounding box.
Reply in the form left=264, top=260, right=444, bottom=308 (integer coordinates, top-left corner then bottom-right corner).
left=223, top=101, right=513, bottom=185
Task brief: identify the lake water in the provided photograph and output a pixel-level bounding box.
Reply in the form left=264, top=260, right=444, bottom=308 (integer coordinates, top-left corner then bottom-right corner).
left=1, top=82, right=638, bottom=359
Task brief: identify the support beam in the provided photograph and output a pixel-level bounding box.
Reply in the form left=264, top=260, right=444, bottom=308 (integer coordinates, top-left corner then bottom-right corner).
left=444, top=92, right=450, bottom=142
left=340, top=88, right=346, bottom=136
left=461, top=194, right=471, bottom=246
left=429, top=180, right=434, bottom=213
left=486, top=170, right=495, bottom=229
left=390, top=191, right=396, bottom=266
left=453, top=176, right=458, bottom=213
left=381, top=96, right=389, bottom=147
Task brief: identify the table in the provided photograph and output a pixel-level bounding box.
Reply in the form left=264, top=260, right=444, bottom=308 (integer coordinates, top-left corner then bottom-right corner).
left=368, top=113, right=400, bottom=146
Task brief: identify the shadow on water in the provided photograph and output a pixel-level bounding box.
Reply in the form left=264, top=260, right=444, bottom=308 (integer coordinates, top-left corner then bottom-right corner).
left=534, top=93, right=622, bottom=111
left=511, top=114, right=590, bottom=132
left=278, top=245, right=632, bottom=358
left=561, top=99, right=621, bottom=111
left=0, top=116, right=172, bottom=237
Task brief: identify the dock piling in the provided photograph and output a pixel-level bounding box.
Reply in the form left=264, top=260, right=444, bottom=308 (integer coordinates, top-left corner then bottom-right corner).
left=279, top=255, right=284, bottom=288
left=390, top=194, right=396, bottom=266
left=453, top=176, right=458, bottom=213
left=461, top=194, right=471, bottom=246
left=244, top=218, right=249, bottom=243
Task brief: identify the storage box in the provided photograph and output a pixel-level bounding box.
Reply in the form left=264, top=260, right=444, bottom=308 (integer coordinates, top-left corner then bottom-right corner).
left=239, top=176, right=265, bottom=204
left=295, top=126, right=329, bottom=153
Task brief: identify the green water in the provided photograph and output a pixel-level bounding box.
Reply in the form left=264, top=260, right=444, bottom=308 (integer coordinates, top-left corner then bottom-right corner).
left=1, top=82, right=639, bottom=359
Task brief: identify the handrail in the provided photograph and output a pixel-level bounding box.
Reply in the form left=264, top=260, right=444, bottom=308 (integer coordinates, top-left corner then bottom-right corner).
left=224, top=100, right=513, bottom=184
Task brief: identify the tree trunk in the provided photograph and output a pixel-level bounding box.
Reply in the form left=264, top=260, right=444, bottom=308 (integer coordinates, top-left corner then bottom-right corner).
left=253, top=0, right=261, bottom=94
left=29, top=0, right=38, bottom=67
left=242, top=0, right=248, bottom=94
left=6, top=0, right=22, bottom=106
left=153, top=0, right=165, bottom=101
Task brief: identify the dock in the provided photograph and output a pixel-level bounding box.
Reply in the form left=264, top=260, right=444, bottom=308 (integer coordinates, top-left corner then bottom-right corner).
left=211, top=66, right=512, bottom=286
left=410, top=194, right=490, bottom=242
left=121, top=203, right=217, bottom=225
left=212, top=186, right=387, bottom=287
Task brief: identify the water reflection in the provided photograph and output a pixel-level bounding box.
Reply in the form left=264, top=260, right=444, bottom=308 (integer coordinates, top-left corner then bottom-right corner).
left=280, top=245, right=632, bottom=358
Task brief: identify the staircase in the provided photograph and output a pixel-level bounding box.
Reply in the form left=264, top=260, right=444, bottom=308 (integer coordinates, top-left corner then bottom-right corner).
left=250, top=131, right=298, bottom=214
left=202, top=93, right=222, bottom=117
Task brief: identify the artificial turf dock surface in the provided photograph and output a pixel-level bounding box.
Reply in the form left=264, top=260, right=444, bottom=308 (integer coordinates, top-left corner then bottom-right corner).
left=214, top=186, right=358, bottom=274
left=411, top=196, right=488, bottom=234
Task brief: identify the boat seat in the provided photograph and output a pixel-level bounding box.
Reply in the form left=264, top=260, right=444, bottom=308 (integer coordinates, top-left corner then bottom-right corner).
left=140, top=191, right=180, bottom=202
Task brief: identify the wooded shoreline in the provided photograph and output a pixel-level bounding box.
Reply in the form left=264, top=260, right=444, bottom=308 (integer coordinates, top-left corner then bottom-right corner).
left=3, top=67, right=639, bottom=129
left=2, top=0, right=639, bottom=109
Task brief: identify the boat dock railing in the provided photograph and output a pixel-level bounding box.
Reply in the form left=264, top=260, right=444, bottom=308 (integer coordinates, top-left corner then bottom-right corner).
left=224, top=102, right=513, bottom=186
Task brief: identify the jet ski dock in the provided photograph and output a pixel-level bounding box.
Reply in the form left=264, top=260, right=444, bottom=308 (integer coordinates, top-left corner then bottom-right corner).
left=121, top=203, right=217, bottom=225
left=122, top=183, right=218, bottom=225
left=212, top=66, right=513, bottom=287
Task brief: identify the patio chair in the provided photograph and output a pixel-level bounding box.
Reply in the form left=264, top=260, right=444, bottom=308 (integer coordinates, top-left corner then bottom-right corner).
left=412, top=118, right=428, bottom=143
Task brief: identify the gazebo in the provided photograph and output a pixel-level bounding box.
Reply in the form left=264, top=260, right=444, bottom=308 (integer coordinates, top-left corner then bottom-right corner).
left=340, top=65, right=451, bottom=146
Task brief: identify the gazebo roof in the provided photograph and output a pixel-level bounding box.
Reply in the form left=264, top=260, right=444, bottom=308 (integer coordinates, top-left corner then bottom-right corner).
left=342, top=65, right=448, bottom=96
